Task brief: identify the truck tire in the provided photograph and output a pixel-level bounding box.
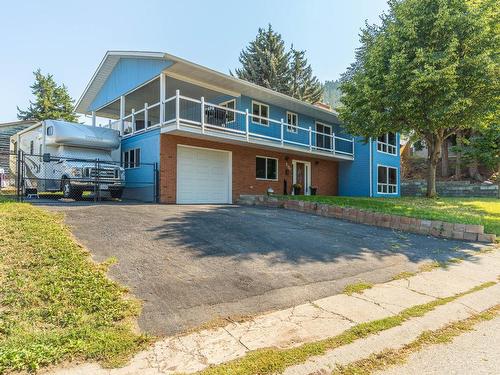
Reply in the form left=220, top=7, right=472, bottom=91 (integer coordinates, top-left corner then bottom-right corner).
left=110, top=188, right=123, bottom=199
left=62, top=178, right=82, bottom=199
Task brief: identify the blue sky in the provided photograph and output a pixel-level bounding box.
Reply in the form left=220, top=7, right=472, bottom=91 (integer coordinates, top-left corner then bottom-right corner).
left=0, top=0, right=388, bottom=122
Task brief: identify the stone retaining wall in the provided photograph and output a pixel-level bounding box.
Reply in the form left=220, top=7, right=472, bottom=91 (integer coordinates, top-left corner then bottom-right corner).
left=238, top=195, right=497, bottom=243
left=402, top=180, right=498, bottom=198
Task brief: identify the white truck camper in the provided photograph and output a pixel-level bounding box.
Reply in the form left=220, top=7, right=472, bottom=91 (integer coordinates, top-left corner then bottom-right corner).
left=11, top=120, right=124, bottom=199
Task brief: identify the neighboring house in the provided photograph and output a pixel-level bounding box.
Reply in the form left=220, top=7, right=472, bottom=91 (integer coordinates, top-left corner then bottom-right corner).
left=75, top=51, right=400, bottom=204
left=0, top=120, right=37, bottom=182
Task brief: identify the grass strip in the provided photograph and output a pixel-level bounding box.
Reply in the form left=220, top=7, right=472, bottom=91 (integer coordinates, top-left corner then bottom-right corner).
left=0, top=202, right=151, bottom=373
left=391, top=271, right=417, bottom=280
left=343, top=282, right=373, bottom=295
left=198, top=281, right=496, bottom=375
left=333, top=304, right=500, bottom=375
left=280, top=196, right=500, bottom=236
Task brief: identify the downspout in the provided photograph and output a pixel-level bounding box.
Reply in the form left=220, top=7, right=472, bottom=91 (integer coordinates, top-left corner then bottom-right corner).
left=369, top=137, right=373, bottom=197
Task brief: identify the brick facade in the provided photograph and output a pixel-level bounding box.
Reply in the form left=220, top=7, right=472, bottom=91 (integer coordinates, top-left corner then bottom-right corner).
left=159, top=134, right=339, bottom=203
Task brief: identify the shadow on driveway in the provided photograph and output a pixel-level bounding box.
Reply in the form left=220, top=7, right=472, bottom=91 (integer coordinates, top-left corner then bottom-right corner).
left=43, top=204, right=485, bottom=336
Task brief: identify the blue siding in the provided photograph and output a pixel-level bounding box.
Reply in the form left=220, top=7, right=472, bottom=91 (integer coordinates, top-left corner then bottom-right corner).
left=89, top=58, right=172, bottom=112
left=121, top=128, right=160, bottom=189
left=339, top=134, right=401, bottom=197
left=338, top=137, right=371, bottom=196
left=237, top=95, right=344, bottom=150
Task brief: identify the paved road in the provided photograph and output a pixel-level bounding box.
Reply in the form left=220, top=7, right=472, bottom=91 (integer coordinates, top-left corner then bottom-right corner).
left=377, top=315, right=500, bottom=375
left=41, top=202, right=484, bottom=335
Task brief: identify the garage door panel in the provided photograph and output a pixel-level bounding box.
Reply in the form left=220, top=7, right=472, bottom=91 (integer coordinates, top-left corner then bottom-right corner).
left=177, top=146, right=231, bottom=204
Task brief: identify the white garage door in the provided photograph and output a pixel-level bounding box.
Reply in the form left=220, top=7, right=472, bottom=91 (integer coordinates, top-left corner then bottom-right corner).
left=177, top=145, right=231, bottom=204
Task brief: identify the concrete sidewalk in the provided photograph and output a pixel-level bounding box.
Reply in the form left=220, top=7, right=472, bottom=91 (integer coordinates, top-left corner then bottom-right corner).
left=50, top=248, right=500, bottom=375
left=375, top=315, right=500, bottom=375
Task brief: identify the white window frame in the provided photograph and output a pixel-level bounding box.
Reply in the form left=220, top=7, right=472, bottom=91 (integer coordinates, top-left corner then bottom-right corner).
left=251, top=101, right=270, bottom=126
left=377, top=164, right=398, bottom=194
left=315, top=121, right=333, bottom=150
left=256, top=156, right=278, bottom=181
left=286, top=111, right=298, bottom=133
left=123, top=148, right=141, bottom=169
left=377, top=132, right=397, bottom=155
left=220, top=99, right=236, bottom=124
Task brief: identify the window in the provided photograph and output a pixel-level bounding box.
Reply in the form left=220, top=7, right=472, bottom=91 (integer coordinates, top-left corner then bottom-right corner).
left=46, top=126, right=53, bottom=136
left=286, top=112, right=298, bottom=133
left=252, top=101, right=269, bottom=126
left=220, top=99, right=236, bottom=123
left=377, top=165, right=398, bottom=194
left=256, top=156, right=278, bottom=180
left=377, top=132, right=397, bottom=154
left=30, top=140, right=34, bottom=155
left=122, top=148, right=141, bottom=169
left=316, top=122, right=332, bottom=150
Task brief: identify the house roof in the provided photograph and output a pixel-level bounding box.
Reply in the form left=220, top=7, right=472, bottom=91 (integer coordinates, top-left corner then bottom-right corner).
left=75, top=51, right=342, bottom=125
left=0, top=120, right=38, bottom=129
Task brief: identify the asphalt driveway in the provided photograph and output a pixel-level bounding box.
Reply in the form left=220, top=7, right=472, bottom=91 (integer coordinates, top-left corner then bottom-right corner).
left=42, top=203, right=484, bottom=335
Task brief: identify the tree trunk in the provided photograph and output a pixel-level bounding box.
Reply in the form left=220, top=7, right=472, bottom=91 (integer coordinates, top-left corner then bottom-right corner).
left=441, top=140, right=449, bottom=177
left=426, top=137, right=442, bottom=198
left=455, top=133, right=462, bottom=180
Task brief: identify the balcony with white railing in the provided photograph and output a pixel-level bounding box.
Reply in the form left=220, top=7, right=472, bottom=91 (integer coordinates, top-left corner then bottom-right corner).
left=99, top=90, right=355, bottom=160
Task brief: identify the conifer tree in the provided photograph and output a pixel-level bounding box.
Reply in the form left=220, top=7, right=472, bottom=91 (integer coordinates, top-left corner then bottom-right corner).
left=17, top=69, right=77, bottom=122
left=234, top=24, right=324, bottom=104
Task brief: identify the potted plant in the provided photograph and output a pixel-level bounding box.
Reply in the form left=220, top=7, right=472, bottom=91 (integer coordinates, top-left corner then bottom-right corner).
left=310, top=186, right=318, bottom=195
left=292, top=183, right=302, bottom=195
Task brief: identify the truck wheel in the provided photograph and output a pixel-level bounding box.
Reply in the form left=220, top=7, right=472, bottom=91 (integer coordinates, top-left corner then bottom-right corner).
left=62, top=179, right=82, bottom=199
left=110, top=188, right=123, bottom=199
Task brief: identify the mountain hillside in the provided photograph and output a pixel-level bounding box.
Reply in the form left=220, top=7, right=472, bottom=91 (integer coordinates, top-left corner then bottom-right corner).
left=322, top=79, right=342, bottom=109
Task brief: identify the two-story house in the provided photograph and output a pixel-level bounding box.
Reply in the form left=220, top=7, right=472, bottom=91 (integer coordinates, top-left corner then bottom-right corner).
left=75, top=51, right=400, bottom=204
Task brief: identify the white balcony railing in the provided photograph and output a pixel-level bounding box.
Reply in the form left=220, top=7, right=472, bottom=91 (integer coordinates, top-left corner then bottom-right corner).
left=100, top=90, right=355, bottom=158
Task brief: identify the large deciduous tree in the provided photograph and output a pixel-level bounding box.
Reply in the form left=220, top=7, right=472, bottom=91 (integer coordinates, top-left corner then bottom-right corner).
left=17, top=69, right=77, bottom=122
left=234, top=24, right=323, bottom=104
left=339, top=0, right=499, bottom=197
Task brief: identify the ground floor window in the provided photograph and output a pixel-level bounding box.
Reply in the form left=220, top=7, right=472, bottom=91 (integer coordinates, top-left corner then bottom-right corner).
left=123, top=148, right=141, bottom=169
left=377, top=165, right=397, bottom=194
left=256, top=156, right=278, bottom=180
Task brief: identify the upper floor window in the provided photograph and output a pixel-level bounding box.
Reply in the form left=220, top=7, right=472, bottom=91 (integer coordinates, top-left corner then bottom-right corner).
left=46, top=126, right=53, bottom=136
left=220, top=99, right=236, bottom=123
left=377, top=132, right=397, bottom=154
left=256, top=156, right=278, bottom=180
left=252, top=101, right=269, bottom=126
left=316, top=122, right=332, bottom=150
left=286, top=112, right=298, bottom=133
left=123, top=148, right=141, bottom=169
left=377, top=165, right=398, bottom=194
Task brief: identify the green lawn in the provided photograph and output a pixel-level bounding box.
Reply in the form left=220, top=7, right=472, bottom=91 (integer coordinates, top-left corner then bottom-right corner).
left=0, top=201, right=150, bottom=373
left=283, top=196, right=500, bottom=236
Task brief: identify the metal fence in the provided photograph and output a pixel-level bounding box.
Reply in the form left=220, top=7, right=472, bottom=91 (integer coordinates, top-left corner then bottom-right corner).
left=0, top=150, right=158, bottom=203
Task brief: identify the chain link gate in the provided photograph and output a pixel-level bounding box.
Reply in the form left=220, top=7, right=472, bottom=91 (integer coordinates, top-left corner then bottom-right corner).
left=0, top=150, right=158, bottom=203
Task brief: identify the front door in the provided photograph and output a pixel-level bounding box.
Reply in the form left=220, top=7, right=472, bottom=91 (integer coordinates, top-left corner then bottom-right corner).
left=292, top=160, right=311, bottom=195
